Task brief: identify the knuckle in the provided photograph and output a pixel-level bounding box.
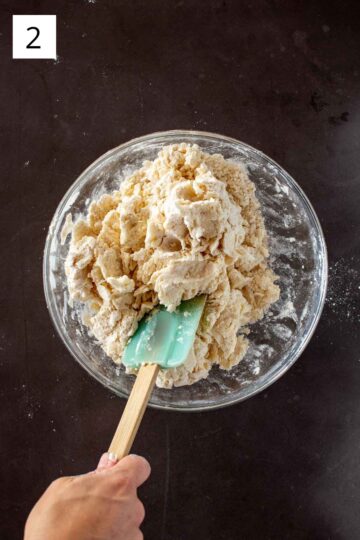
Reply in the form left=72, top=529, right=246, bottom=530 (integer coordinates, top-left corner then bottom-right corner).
left=114, top=472, right=134, bottom=492
left=134, top=500, right=145, bottom=524
left=50, top=477, right=67, bottom=489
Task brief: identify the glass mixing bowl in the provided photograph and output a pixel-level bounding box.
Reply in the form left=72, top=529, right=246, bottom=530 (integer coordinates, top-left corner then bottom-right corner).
left=43, top=130, right=327, bottom=411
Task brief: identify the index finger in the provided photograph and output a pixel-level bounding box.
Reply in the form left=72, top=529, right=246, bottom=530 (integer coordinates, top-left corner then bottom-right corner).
left=113, top=454, right=151, bottom=488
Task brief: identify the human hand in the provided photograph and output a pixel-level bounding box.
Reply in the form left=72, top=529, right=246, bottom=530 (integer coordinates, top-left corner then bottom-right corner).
left=24, top=453, right=151, bottom=540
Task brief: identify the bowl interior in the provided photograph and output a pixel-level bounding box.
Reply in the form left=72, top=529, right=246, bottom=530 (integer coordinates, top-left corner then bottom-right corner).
left=43, top=131, right=327, bottom=411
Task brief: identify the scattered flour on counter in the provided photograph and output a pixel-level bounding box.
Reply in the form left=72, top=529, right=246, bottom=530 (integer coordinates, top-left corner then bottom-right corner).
left=326, top=256, right=360, bottom=323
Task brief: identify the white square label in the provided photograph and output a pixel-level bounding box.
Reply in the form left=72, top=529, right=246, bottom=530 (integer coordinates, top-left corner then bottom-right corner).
left=13, top=15, right=57, bottom=59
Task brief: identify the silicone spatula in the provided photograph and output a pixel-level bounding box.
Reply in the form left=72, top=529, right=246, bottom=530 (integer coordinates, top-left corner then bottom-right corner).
left=108, top=295, right=206, bottom=459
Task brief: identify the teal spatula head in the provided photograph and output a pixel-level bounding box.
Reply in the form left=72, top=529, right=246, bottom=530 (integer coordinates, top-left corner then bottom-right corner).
left=122, top=295, right=206, bottom=369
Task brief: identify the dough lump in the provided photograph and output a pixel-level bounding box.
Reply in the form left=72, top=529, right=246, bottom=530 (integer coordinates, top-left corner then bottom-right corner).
left=64, top=143, right=279, bottom=387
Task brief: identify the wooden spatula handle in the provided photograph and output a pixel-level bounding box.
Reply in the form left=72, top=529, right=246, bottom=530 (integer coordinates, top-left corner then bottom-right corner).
left=108, top=364, right=160, bottom=460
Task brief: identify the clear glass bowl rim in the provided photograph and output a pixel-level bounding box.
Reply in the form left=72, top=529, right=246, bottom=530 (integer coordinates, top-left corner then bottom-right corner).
left=43, top=130, right=328, bottom=412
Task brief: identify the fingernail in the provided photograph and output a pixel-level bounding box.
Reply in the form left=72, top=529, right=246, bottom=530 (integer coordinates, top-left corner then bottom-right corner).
left=97, top=452, right=118, bottom=470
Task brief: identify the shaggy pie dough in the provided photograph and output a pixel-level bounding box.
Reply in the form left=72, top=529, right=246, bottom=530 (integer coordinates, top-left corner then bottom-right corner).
left=64, top=143, right=279, bottom=388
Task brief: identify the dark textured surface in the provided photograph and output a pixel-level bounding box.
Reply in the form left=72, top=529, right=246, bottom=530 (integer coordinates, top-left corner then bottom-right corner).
left=1, top=1, right=360, bottom=539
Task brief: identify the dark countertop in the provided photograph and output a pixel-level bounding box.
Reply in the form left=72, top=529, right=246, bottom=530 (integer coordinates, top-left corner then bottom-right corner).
left=1, top=1, right=360, bottom=538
